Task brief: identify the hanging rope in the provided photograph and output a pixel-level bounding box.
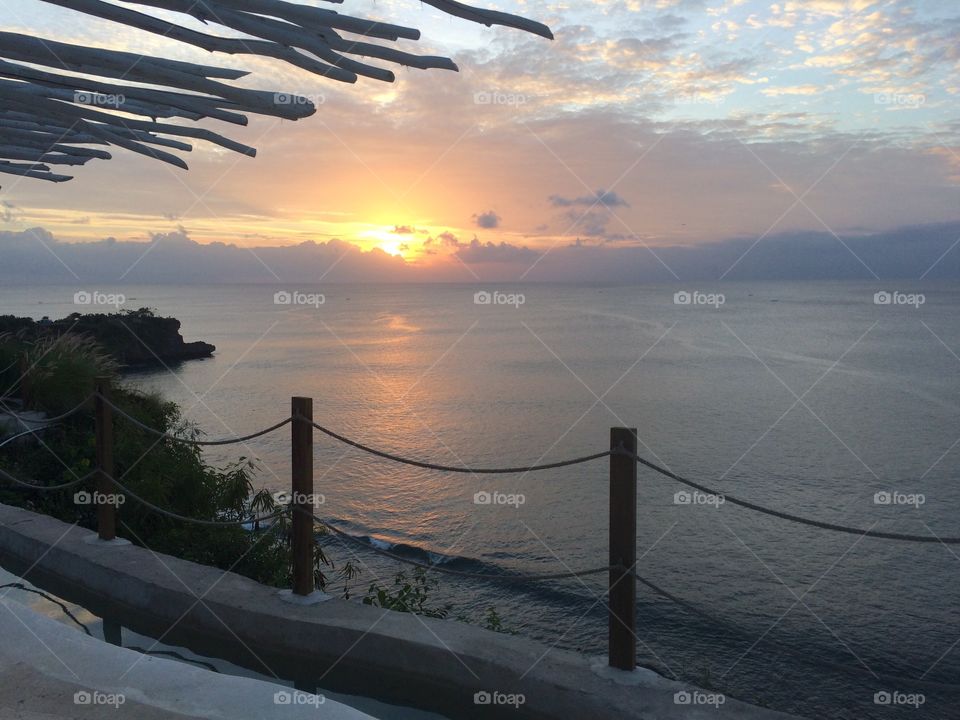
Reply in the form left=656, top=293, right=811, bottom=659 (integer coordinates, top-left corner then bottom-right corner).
left=0, top=394, right=94, bottom=424
left=102, top=473, right=287, bottom=527
left=96, top=393, right=291, bottom=446
left=305, top=417, right=611, bottom=474
left=620, top=448, right=960, bottom=544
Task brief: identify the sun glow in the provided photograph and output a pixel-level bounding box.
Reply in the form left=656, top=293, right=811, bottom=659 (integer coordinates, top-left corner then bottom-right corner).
left=358, top=227, right=416, bottom=258
left=378, top=238, right=405, bottom=257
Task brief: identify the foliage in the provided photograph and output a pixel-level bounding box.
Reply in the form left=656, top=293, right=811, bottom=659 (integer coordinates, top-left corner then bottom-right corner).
left=26, top=334, right=119, bottom=414
left=362, top=568, right=452, bottom=619
left=0, top=308, right=212, bottom=369
left=481, top=607, right=513, bottom=634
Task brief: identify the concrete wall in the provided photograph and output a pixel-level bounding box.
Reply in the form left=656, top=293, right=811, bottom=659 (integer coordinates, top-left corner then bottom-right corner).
left=0, top=596, right=377, bottom=720
left=0, top=503, right=801, bottom=719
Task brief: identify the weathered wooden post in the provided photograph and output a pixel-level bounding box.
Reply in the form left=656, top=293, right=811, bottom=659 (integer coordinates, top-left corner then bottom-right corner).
left=291, top=396, right=314, bottom=596
left=94, top=378, right=116, bottom=541
left=609, top=427, right=637, bottom=671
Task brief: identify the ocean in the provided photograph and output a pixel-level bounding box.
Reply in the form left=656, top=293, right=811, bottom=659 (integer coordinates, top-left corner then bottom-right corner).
left=4, top=281, right=959, bottom=719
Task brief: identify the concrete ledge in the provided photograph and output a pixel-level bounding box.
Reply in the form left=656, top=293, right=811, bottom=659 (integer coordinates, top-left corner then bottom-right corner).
left=0, top=598, right=375, bottom=720
left=0, top=503, right=802, bottom=719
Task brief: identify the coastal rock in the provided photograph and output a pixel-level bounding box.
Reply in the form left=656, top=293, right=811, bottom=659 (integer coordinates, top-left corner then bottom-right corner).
left=0, top=309, right=214, bottom=368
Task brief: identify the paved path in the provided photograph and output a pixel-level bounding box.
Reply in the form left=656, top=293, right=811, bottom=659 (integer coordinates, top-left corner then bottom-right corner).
left=0, top=596, right=376, bottom=720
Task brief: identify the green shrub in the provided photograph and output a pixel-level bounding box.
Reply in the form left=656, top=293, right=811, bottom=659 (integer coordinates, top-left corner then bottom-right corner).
left=28, top=334, right=118, bottom=414
left=362, top=568, right=452, bottom=619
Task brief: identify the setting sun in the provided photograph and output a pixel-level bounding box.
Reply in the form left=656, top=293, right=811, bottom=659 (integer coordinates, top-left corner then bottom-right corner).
left=377, top=238, right=405, bottom=257
left=357, top=227, right=414, bottom=258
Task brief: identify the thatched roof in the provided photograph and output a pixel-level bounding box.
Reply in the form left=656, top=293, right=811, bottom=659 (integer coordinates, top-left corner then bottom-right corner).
left=1, top=0, right=551, bottom=182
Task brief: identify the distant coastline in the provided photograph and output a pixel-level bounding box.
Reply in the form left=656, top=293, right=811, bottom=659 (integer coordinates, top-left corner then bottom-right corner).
left=0, top=309, right=214, bottom=368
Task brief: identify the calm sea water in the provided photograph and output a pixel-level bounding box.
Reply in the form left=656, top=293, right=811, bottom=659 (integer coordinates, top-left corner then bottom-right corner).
left=4, top=281, right=959, bottom=719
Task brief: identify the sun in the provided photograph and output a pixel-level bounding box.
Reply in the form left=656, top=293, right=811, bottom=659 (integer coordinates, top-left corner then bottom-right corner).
left=358, top=227, right=412, bottom=258
left=377, top=238, right=405, bottom=257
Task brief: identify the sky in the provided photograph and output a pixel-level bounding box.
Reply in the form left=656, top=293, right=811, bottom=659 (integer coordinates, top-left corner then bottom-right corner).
left=1, top=0, right=959, bottom=282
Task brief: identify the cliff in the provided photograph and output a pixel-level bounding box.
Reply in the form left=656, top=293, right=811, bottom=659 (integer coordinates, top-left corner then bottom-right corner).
left=0, top=309, right=214, bottom=367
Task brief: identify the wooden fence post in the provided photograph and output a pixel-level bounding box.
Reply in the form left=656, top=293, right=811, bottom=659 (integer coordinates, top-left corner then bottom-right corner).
left=291, top=396, right=314, bottom=596
left=94, top=378, right=116, bottom=541
left=609, top=427, right=637, bottom=671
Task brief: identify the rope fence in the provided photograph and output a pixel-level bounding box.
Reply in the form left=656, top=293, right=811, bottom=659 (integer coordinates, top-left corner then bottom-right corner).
left=0, top=394, right=95, bottom=425
left=98, top=395, right=292, bottom=446
left=302, top=416, right=611, bottom=473
left=2, top=384, right=957, bottom=674
left=616, top=448, right=960, bottom=544
left=0, top=466, right=97, bottom=492
left=103, top=473, right=288, bottom=528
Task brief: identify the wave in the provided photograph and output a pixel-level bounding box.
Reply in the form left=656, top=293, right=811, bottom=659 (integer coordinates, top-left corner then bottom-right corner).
left=349, top=533, right=492, bottom=572
left=316, top=523, right=608, bottom=607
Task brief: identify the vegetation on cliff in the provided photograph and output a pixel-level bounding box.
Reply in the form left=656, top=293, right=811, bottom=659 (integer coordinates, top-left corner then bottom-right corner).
left=0, top=308, right=214, bottom=368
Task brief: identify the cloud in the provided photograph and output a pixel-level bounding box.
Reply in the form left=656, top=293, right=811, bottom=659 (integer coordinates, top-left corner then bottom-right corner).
left=472, top=210, right=501, bottom=229
left=0, top=228, right=409, bottom=284
left=392, top=225, right=416, bottom=234
left=761, top=84, right=823, bottom=97
left=455, top=238, right=540, bottom=264
left=7, top=0, right=960, bottom=262
left=4, top=221, right=959, bottom=285
left=549, top=190, right=630, bottom=209
left=437, top=231, right=461, bottom=247
left=564, top=210, right=612, bottom=238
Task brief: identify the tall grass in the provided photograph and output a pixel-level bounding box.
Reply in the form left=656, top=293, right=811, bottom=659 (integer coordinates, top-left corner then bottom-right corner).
left=0, top=333, right=118, bottom=414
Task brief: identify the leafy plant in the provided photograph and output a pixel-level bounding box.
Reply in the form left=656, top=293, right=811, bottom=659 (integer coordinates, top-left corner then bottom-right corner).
left=362, top=568, right=451, bottom=619
left=20, top=333, right=118, bottom=414
left=481, top=607, right=513, bottom=634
